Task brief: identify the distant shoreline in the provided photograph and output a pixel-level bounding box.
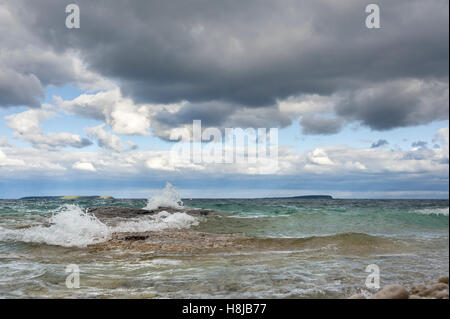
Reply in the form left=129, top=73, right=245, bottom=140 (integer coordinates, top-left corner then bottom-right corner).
left=262, top=195, right=333, bottom=199
left=18, top=194, right=333, bottom=200
left=3, top=196, right=448, bottom=201
left=19, top=195, right=114, bottom=200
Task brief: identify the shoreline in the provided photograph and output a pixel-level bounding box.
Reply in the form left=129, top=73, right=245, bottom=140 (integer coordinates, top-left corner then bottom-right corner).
left=86, top=206, right=449, bottom=299
left=348, top=277, right=449, bottom=299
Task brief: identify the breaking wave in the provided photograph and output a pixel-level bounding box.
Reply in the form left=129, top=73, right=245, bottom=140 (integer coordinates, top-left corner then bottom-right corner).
left=0, top=204, right=110, bottom=248
left=241, top=232, right=406, bottom=252
left=144, top=182, right=184, bottom=211
left=0, top=204, right=199, bottom=248
left=413, top=208, right=449, bottom=216
left=111, top=211, right=199, bottom=233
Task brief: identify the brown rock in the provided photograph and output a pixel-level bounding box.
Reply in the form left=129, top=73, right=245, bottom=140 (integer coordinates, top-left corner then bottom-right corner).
left=410, top=285, right=427, bottom=295
left=371, top=285, right=409, bottom=299
left=433, top=282, right=448, bottom=290
left=346, top=277, right=449, bottom=299
left=86, top=206, right=213, bottom=220
left=420, top=283, right=448, bottom=297
left=432, top=289, right=449, bottom=299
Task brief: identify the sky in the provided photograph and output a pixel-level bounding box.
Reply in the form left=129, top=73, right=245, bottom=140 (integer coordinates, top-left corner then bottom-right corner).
left=0, top=0, right=448, bottom=199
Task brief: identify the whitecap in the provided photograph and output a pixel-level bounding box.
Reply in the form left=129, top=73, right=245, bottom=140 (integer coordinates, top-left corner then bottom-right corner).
left=111, top=211, right=199, bottom=233
left=144, top=182, right=184, bottom=211
left=0, top=204, right=111, bottom=248
left=413, top=207, right=449, bottom=216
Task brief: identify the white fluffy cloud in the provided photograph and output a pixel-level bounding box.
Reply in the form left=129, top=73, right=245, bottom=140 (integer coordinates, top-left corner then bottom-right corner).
left=0, top=149, right=24, bottom=167
left=5, top=109, right=92, bottom=149
left=433, top=127, right=449, bottom=163
left=52, top=88, right=153, bottom=136
left=278, top=94, right=336, bottom=116
left=85, top=124, right=125, bottom=152
left=72, top=161, right=96, bottom=172
left=0, top=128, right=447, bottom=181
left=0, top=136, right=11, bottom=147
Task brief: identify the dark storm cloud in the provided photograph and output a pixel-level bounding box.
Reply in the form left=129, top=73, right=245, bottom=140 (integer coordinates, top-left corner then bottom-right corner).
left=335, top=80, right=449, bottom=130
left=155, top=101, right=238, bottom=128
left=0, top=68, right=43, bottom=107
left=0, top=1, right=111, bottom=108
left=153, top=101, right=291, bottom=140
left=299, top=115, right=342, bottom=135
left=2, top=0, right=449, bottom=132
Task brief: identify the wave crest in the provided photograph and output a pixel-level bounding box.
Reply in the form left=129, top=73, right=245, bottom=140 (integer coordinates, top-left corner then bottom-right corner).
left=111, top=211, right=199, bottom=233
left=413, top=208, right=449, bottom=216
left=0, top=204, right=110, bottom=248
left=0, top=204, right=199, bottom=248
left=144, top=182, right=183, bottom=211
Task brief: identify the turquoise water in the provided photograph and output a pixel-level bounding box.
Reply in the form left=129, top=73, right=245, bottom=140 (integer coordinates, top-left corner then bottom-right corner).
left=0, top=197, right=448, bottom=298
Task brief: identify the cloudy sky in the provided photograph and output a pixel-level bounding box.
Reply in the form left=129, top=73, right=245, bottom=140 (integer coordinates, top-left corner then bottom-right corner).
left=0, top=0, right=448, bottom=198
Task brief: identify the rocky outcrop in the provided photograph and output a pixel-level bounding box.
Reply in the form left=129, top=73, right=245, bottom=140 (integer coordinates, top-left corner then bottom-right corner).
left=86, top=206, right=150, bottom=219
left=409, top=281, right=449, bottom=299
left=91, top=229, right=244, bottom=253
left=348, top=277, right=449, bottom=299
left=86, top=206, right=213, bottom=220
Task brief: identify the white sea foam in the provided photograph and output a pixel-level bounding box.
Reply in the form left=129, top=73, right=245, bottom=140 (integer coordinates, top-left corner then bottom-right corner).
left=0, top=204, right=199, bottom=248
left=144, top=182, right=184, bottom=211
left=414, top=207, right=449, bottom=216
left=0, top=204, right=111, bottom=248
left=111, top=211, right=199, bottom=233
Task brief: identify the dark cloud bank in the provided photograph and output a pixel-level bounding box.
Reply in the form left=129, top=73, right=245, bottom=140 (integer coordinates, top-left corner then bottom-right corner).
left=1, top=0, right=449, bottom=134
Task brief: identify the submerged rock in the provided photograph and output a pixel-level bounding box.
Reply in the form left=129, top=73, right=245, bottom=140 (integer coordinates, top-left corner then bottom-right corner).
left=86, top=206, right=213, bottom=220
left=86, top=206, right=150, bottom=219
left=92, top=229, right=244, bottom=253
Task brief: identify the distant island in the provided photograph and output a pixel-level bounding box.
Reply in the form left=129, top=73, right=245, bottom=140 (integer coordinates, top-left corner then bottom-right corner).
left=20, top=196, right=114, bottom=200
left=19, top=195, right=332, bottom=200
left=290, top=195, right=333, bottom=199
left=259, top=195, right=333, bottom=200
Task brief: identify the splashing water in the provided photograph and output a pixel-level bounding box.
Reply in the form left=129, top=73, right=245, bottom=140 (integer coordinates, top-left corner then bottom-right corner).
left=0, top=198, right=447, bottom=298
left=144, top=182, right=184, bottom=210
left=111, top=211, right=199, bottom=233
left=0, top=204, right=111, bottom=247
left=0, top=204, right=199, bottom=248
